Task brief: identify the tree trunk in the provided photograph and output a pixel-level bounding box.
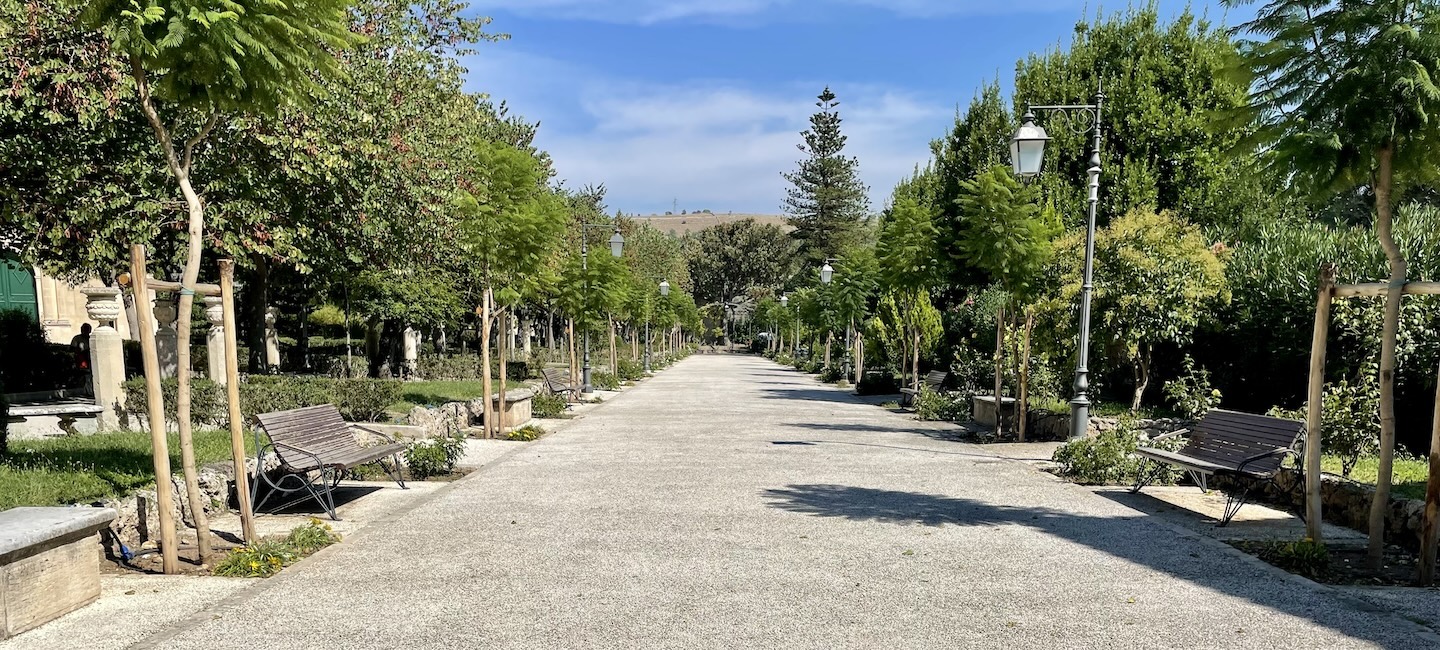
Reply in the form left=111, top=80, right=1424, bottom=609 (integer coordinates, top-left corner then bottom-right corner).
left=547, top=309, right=556, bottom=351
left=480, top=290, right=494, bottom=439
left=497, top=307, right=508, bottom=439
left=855, top=328, right=864, bottom=385
left=1370, top=144, right=1408, bottom=569
left=994, top=301, right=1005, bottom=437
left=824, top=332, right=833, bottom=369
left=130, top=68, right=215, bottom=561
left=1018, top=308, right=1035, bottom=443
left=911, top=329, right=921, bottom=393
left=1420, top=361, right=1440, bottom=585
left=631, top=324, right=639, bottom=360
left=246, top=253, right=269, bottom=374
left=608, top=318, right=618, bottom=377
left=1132, top=344, right=1151, bottom=412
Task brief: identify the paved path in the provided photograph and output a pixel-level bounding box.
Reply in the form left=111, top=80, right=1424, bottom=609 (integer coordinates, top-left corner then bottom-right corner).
left=141, top=355, right=1433, bottom=649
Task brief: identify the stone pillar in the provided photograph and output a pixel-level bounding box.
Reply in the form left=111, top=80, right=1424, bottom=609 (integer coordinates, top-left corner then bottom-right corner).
left=402, top=325, right=420, bottom=375
left=264, top=306, right=281, bottom=371
left=80, top=287, right=125, bottom=430
left=153, top=296, right=179, bottom=379
left=204, top=297, right=227, bottom=386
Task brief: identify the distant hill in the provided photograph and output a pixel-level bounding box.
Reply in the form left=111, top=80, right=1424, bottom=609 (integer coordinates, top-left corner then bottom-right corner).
left=631, top=213, right=791, bottom=236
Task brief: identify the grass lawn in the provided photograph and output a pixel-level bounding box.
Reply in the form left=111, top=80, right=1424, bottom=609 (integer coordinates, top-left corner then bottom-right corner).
left=0, top=430, right=255, bottom=511
left=391, top=379, right=528, bottom=413
left=1322, top=454, right=1429, bottom=501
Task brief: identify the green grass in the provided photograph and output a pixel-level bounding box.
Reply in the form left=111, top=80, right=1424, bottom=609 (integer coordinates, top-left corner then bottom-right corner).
left=391, top=379, right=527, bottom=412
left=0, top=430, right=255, bottom=510
left=1321, top=455, right=1430, bottom=501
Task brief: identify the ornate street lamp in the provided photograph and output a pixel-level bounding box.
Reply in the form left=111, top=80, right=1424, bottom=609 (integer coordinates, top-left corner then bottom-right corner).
left=580, top=225, right=623, bottom=393
left=1010, top=86, right=1104, bottom=441
left=644, top=279, right=670, bottom=373
left=820, top=262, right=834, bottom=285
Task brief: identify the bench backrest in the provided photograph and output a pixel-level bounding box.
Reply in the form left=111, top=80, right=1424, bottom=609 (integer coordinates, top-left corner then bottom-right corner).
left=255, top=405, right=358, bottom=460
left=1182, top=409, right=1304, bottom=475
left=924, top=371, right=947, bottom=389
left=541, top=367, right=571, bottom=388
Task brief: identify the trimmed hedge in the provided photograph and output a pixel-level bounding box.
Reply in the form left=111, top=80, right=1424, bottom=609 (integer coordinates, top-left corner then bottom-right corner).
left=122, top=376, right=402, bottom=427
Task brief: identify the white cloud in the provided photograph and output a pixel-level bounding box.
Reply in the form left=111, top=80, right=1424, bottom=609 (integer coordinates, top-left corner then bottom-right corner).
left=468, top=0, right=1071, bottom=24
left=463, top=50, right=949, bottom=214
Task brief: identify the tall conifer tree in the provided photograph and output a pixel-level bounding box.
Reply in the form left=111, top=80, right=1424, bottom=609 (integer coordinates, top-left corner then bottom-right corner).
left=783, top=87, right=870, bottom=266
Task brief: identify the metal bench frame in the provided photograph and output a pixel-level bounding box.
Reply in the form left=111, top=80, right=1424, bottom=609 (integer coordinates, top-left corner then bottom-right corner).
left=252, top=405, right=409, bottom=521
left=541, top=367, right=580, bottom=403
left=1130, top=408, right=1304, bottom=527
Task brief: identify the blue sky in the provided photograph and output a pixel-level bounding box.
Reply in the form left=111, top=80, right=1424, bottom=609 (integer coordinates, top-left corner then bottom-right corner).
left=460, top=1, right=1252, bottom=215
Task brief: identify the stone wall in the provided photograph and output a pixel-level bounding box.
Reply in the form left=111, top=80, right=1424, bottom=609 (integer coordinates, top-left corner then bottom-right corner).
left=1215, top=469, right=1430, bottom=551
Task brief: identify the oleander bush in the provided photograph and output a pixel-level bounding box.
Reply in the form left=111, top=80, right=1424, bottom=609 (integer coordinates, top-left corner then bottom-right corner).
left=915, top=384, right=967, bottom=422
left=591, top=371, right=620, bottom=391
left=1051, top=423, right=1185, bottom=485
left=532, top=392, right=567, bottom=418
left=403, top=433, right=466, bottom=479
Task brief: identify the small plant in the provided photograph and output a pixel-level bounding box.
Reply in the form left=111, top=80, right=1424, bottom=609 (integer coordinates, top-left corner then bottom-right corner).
left=915, top=384, right=967, bottom=422
left=533, top=392, right=567, bottom=418
left=285, top=518, right=341, bottom=554
left=403, top=433, right=466, bottom=479
left=1052, top=424, right=1187, bottom=485
left=214, top=539, right=297, bottom=578
left=616, top=358, right=645, bottom=381
left=214, top=520, right=341, bottom=578
left=774, top=353, right=795, bottom=366
left=1247, top=538, right=1329, bottom=580
left=507, top=425, right=544, bottom=441
left=1163, top=356, right=1222, bottom=420
left=818, top=365, right=843, bottom=383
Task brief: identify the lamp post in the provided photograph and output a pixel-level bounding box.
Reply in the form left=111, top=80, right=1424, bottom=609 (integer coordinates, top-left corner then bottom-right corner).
left=644, top=279, right=670, bottom=373
left=819, top=259, right=852, bottom=378
left=580, top=225, right=624, bottom=393
left=1010, top=86, right=1104, bottom=441
left=779, top=294, right=789, bottom=354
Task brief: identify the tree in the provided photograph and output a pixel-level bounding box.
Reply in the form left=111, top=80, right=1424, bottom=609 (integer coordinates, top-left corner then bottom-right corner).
left=684, top=219, right=796, bottom=305
left=1053, top=209, right=1229, bottom=410
left=877, top=193, right=943, bottom=388
left=783, top=87, right=871, bottom=266
left=1226, top=0, right=1440, bottom=566
left=84, top=0, right=360, bottom=560
left=955, top=165, right=1060, bottom=436
left=456, top=141, right=567, bottom=437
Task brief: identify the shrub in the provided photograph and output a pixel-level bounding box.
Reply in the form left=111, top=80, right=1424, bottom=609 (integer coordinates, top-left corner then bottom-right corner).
left=818, top=365, right=844, bottom=383
left=1163, top=356, right=1222, bottom=420
left=240, top=376, right=334, bottom=416
left=285, top=518, right=341, bottom=554
left=507, top=425, right=544, bottom=441
left=774, top=353, right=795, bottom=366
left=532, top=392, right=566, bottom=418
left=416, top=355, right=482, bottom=381
left=1051, top=425, right=1185, bottom=485
left=122, top=377, right=226, bottom=427
left=915, top=384, right=967, bottom=421
left=1269, top=370, right=1379, bottom=477
left=616, top=358, right=644, bottom=381
left=591, top=371, right=620, bottom=391
left=403, top=434, right=466, bottom=479
left=1243, top=538, right=1329, bottom=580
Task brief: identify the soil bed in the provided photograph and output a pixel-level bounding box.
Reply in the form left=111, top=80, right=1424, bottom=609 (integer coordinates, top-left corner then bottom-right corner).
left=1230, top=540, right=1440, bottom=587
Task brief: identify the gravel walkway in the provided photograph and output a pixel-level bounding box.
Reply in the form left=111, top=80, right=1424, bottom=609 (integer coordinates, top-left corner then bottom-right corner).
left=127, top=355, right=1437, bottom=649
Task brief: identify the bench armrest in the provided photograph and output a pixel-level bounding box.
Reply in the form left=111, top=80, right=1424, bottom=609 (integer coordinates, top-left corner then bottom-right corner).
left=1236, top=446, right=1295, bottom=474
left=271, top=441, right=330, bottom=470
left=1149, top=428, right=1191, bottom=441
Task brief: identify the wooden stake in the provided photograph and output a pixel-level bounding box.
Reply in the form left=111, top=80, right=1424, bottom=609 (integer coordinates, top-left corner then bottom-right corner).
left=1304, top=264, right=1337, bottom=542
left=218, top=260, right=255, bottom=543
left=480, top=291, right=493, bottom=439
left=498, top=307, right=509, bottom=437
left=994, top=301, right=1005, bottom=438
left=129, top=245, right=180, bottom=574
left=1420, top=361, right=1440, bottom=585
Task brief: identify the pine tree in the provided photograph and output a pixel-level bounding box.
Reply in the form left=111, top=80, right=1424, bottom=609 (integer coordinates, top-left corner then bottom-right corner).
left=783, top=87, right=870, bottom=266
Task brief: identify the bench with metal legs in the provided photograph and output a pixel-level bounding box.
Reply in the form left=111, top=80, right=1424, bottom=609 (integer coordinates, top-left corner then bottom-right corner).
left=252, top=406, right=409, bottom=521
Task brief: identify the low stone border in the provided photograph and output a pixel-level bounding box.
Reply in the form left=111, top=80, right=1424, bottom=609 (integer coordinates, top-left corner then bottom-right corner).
left=1215, top=469, right=1429, bottom=551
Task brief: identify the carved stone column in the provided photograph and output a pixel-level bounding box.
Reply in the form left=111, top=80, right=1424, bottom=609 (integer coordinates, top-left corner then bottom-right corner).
left=204, top=297, right=227, bottom=386
left=80, top=287, right=125, bottom=430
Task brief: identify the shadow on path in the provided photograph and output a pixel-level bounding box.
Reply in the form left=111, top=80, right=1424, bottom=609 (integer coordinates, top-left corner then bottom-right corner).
left=761, top=484, right=1425, bottom=649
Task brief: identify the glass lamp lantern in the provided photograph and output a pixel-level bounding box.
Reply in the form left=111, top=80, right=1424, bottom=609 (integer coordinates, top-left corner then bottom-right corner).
left=1010, top=110, right=1050, bottom=178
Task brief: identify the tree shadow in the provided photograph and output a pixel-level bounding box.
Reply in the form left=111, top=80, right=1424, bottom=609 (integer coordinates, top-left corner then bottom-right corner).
left=761, top=484, right=1427, bottom=648
left=757, top=388, right=862, bottom=404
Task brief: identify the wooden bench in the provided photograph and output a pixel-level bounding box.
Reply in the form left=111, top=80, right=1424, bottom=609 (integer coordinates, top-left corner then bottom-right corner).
left=252, top=405, right=408, bottom=521
left=899, top=370, right=948, bottom=407
left=1131, top=408, right=1304, bottom=526
left=541, top=367, right=579, bottom=403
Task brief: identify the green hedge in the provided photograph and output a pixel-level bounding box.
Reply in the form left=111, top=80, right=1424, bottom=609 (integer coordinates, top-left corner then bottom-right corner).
left=122, top=376, right=402, bottom=427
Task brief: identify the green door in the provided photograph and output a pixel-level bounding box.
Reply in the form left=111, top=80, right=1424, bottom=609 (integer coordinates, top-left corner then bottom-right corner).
left=0, top=256, right=38, bottom=320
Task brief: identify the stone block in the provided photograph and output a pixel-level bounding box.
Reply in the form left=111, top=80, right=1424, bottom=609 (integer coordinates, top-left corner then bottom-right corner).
left=970, top=395, right=1016, bottom=429
left=0, top=507, right=117, bottom=639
